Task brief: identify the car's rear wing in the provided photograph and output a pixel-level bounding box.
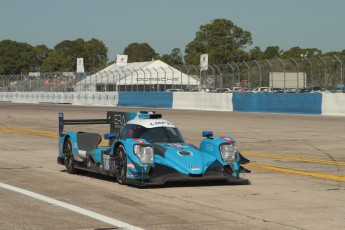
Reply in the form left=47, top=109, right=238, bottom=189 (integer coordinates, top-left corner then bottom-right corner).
left=58, top=112, right=109, bottom=136
left=59, top=111, right=161, bottom=136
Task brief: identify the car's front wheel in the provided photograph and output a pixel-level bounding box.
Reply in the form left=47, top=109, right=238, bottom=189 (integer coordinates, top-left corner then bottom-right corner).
left=64, top=137, right=77, bottom=174
left=115, top=144, right=127, bottom=185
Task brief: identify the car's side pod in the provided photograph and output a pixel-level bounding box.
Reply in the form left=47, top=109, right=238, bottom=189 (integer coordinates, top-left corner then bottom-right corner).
left=202, top=131, right=213, bottom=139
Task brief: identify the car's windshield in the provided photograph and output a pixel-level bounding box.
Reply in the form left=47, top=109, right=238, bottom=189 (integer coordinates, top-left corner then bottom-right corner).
left=120, top=124, right=184, bottom=143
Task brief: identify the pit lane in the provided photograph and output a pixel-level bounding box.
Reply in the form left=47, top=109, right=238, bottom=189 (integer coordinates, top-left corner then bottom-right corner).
left=1, top=103, right=344, bottom=230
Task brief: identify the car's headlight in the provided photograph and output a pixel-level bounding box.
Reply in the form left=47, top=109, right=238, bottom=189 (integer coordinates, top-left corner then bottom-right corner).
left=219, top=143, right=238, bottom=162
left=133, top=145, right=154, bottom=164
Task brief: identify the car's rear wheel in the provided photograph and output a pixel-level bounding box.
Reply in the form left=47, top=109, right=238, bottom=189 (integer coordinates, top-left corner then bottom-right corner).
left=64, top=137, right=77, bottom=174
left=115, top=145, right=127, bottom=185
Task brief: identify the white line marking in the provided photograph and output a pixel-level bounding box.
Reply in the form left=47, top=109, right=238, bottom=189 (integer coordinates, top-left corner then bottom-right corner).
left=0, top=182, right=144, bottom=230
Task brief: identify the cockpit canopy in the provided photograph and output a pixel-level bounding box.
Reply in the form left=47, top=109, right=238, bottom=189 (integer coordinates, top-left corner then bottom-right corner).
left=119, top=124, right=185, bottom=143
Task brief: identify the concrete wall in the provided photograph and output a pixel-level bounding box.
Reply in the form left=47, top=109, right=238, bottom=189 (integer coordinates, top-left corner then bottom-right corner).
left=173, top=92, right=232, bottom=111
left=321, top=93, right=345, bottom=116
left=0, top=92, right=118, bottom=106
left=118, top=92, right=173, bottom=108
left=232, top=93, right=322, bottom=115
left=1, top=92, right=344, bottom=116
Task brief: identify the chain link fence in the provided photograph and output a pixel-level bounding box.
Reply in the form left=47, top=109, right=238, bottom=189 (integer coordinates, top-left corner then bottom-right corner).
left=1, top=56, right=344, bottom=93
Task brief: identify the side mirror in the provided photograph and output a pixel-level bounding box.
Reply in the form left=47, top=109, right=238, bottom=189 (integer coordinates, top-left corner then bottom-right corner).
left=104, top=133, right=117, bottom=140
left=202, top=131, right=213, bottom=138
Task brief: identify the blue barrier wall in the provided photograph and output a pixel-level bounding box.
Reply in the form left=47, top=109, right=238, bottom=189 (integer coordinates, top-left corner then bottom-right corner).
left=232, top=93, right=322, bottom=115
left=118, top=92, right=173, bottom=108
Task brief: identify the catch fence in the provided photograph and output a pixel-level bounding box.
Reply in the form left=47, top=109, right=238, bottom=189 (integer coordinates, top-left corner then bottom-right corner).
left=1, top=56, right=344, bottom=93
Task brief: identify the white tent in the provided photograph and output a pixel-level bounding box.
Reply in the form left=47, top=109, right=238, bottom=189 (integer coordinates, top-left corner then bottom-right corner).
left=78, top=60, right=199, bottom=92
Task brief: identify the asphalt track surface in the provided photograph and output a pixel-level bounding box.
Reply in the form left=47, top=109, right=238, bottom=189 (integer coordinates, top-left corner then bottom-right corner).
left=0, top=103, right=344, bottom=230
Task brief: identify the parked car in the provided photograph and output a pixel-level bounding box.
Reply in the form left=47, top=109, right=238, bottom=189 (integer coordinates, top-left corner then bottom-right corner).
left=299, top=86, right=321, bottom=93
left=166, top=88, right=184, bottom=92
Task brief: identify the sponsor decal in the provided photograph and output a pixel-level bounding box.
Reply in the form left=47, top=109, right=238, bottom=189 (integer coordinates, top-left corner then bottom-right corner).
left=103, top=154, right=110, bottom=171
left=189, top=166, right=201, bottom=171
left=149, top=121, right=171, bottom=126
left=127, top=163, right=135, bottom=168
left=133, top=138, right=145, bottom=145
left=220, top=136, right=233, bottom=143
left=206, top=144, right=213, bottom=152
left=166, top=144, right=185, bottom=149
left=113, top=114, right=126, bottom=129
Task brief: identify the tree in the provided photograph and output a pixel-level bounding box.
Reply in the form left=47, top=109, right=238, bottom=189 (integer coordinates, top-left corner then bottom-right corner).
left=123, top=43, right=159, bottom=62
left=249, top=46, right=263, bottom=60
left=262, top=46, right=281, bottom=60
left=0, top=40, right=31, bottom=74
left=160, top=48, right=183, bottom=66
left=184, top=18, right=252, bottom=65
left=281, top=47, right=322, bottom=59
left=41, top=38, right=108, bottom=72
left=32, top=45, right=51, bottom=71
left=85, top=38, right=108, bottom=72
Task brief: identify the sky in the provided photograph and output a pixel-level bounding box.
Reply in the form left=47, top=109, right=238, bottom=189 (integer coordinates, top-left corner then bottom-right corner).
left=1, top=0, right=344, bottom=61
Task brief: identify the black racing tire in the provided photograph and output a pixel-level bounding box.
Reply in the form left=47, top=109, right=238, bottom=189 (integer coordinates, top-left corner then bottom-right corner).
left=63, top=137, right=77, bottom=174
left=115, top=145, right=127, bottom=185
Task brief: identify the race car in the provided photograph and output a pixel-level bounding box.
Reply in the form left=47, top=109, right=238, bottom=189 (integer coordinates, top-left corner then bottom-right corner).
left=57, top=111, right=250, bottom=186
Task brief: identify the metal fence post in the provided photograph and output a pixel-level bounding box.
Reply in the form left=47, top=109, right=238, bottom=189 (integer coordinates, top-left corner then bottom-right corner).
left=167, top=66, right=174, bottom=90
left=226, top=63, right=235, bottom=88
left=115, top=69, right=121, bottom=92
left=105, top=71, right=110, bottom=92
left=190, top=65, right=199, bottom=90
left=254, top=60, right=262, bottom=88
left=265, top=59, right=273, bottom=90
left=232, top=62, right=240, bottom=87
left=160, top=67, right=167, bottom=91
left=318, top=56, right=327, bottom=90
left=133, top=69, right=139, bottom=91
left=120, top=68, right=126, bottom=92
left=277, top=58, right=286, bottom=92
left=242, top=61, right=250, bottom=90
left=334, top=55, right=343, bottom=92
left=303, top=57, right=313, bottom=91
left=109, top=70, right=115, bottom=92
left=146, top=68, right=152, bottom=92
left=140, top=68, right=145, bottom=92
left=290, top=57, right=300, bottom=90
left=127, top=68, right=134, bottom=92
left=153, top=67, right=159, bottom=92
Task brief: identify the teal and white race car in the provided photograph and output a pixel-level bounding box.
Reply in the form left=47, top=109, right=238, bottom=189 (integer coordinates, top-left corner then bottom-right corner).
left=57, top=111, right=250, bottom=186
